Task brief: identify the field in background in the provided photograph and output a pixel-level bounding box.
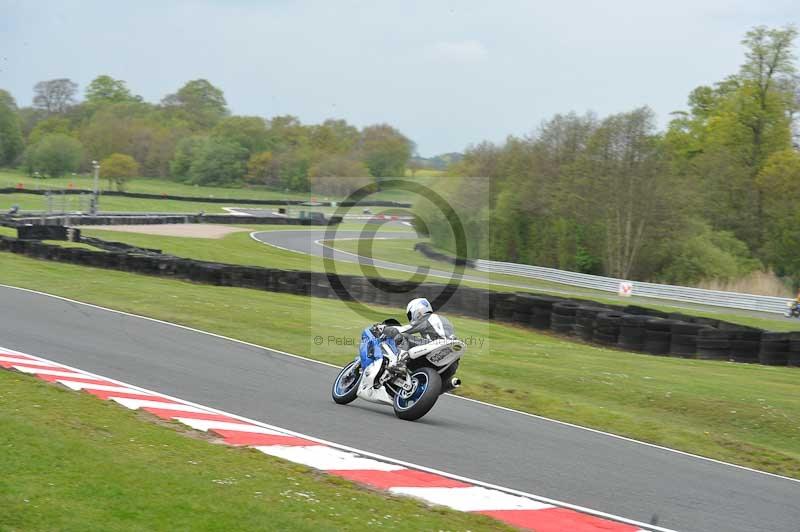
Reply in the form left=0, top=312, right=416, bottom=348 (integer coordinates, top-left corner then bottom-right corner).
left=0, top=368, right=506, bottom=532
left=0, top=169, right=425, bottom=204
left=1, top=251, right=799, bottom=479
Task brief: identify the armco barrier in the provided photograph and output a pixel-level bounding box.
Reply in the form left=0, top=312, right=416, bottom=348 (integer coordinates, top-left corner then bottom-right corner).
left=2, top=234, right=794, bottom=369
left=475, top=259, right=791, bottom=315
left=0, top=187, right=411, bottom=208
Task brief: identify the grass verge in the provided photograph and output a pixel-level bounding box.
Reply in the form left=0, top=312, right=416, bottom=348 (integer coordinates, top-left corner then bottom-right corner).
left=1, top=251, right=799, bottom=479
left=0, top=368, right=508, bottom=531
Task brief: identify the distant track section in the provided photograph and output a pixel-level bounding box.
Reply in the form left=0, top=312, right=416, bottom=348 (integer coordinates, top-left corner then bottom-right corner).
left=476, top=260, right=791, bottom=315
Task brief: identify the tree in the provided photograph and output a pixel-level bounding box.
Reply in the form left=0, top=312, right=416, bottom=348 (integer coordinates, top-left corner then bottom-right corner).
left=308, top=154, right=370, bottom=178
left=0, top=97, right=23, bottom=165
left=667, top=25, right=798, bottom=250
left=189, top=138, right=248, bottom=185
left=0, top=89, right=17, bottom=110
left=211, top=116, right=269, bottom=154
left=309, top=119, right=360, bottom=155
left=244, top=151, right=276, bottom=186
left=100, top=153, right=139, bottom=191
left=25, top=134, right=83, bottom=177
left=757, top=149, right=800, bottom=284
left=170, top=136, right=207, bottom=180
left=162, top=79, right=228, bottom=130
left=85, top=75, right=139, bottom=104
left=28, top=117, right=71, bottom=146
left=360, top=124, right=412, bottom=179
left=308, top=155, right=372, bottom=195
left=33, top=79, right=78, bottom=114
left=575, top=108, right=686, bottom=279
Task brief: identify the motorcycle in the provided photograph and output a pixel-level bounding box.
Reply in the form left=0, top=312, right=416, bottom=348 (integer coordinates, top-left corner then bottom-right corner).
left=786, top=300, right=800, bottom=318
left=331, top=318, right=466, bottom=421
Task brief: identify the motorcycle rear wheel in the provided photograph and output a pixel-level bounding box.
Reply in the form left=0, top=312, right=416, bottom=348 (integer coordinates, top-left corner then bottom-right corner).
left=393, top=367, right=442, bottom=421
left=332, top=361, right=361, bottom=405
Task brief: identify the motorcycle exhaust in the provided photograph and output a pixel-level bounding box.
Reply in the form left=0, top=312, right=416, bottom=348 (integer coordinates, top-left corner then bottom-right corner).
left=450, top=377, right=461, bottom=389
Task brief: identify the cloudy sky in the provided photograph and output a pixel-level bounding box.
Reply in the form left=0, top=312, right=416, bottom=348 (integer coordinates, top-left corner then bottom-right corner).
left=1, top=0, right=798, bottom=155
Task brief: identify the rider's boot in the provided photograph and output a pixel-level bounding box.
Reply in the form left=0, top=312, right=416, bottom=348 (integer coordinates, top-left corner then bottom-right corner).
left=386, top=350, right=409, bottom=376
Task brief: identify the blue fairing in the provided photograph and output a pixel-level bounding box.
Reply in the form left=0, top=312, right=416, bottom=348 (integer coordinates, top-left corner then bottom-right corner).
left=358, top=326, right=398, bottom=368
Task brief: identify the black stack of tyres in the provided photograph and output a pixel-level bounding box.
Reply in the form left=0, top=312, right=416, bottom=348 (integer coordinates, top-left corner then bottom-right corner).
left=759, top=332, right=790, bottom=366
left=643, top=319, right=677, bottom=355
left=696, top=329, right=733, bottom=360
left=617, top=315, right=650, bottom=351
left=669, top=322, right=711, bottom=358
left=693, top=317, right=720, bottom=329
left=492, top=293, right=517, bottom=322
left=551, top=302, right=581, bottom=335
left=668, top=312, right=694, bottom=323
left=789, top=332, right=800, bottom=367
left=623, top=305, right=650, bottom=316
left=526, top=295, right=561, bottom=330
left=594, top=312, right=625, bottom=345
left=574, top=307, right=606, bottom=341
left=511, top=294, right=537, bottom=325
left=724, top=326, right=763, bottom=363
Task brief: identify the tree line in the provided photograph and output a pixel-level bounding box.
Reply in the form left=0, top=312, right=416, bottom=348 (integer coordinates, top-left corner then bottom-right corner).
left=426, top=26, right=800, bottom=288
left=0, top=76, right=413, bottom=193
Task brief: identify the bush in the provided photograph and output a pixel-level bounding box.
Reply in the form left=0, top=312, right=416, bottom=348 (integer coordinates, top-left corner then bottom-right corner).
left=24, top=134, right=83, bottom=178
left=658, top=223, right=761, bottom=285
left=188, top=138, right=248, bottom=185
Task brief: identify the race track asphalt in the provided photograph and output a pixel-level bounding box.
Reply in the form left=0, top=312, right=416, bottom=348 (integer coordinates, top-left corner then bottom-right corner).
left=1, top=285, right=798, bottom=532
left=252, top=229, right=794, bottom=321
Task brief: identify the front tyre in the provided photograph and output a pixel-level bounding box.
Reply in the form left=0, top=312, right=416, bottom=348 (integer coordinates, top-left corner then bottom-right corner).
left=393, top=367, right=442, bottom=421
left=332, top=361, right=361, bottom=405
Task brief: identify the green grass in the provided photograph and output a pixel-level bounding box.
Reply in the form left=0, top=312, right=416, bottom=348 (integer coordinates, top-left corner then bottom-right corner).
left=2, top=251, right=800, bottom=479
left=0, top=368, right=508, bottom=532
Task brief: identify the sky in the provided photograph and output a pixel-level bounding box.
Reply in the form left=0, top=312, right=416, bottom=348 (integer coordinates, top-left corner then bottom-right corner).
left=1, top=0, right=798, bottom=156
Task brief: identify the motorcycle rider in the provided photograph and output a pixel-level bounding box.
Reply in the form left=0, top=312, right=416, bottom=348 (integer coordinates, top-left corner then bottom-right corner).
left=357, top=297, right=460, bottom=404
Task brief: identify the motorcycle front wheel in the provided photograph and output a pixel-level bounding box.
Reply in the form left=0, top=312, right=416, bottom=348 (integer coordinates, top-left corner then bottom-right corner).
left=332, top=360, right=361, bottom=405
left=393, top=367, right=442, bottom=421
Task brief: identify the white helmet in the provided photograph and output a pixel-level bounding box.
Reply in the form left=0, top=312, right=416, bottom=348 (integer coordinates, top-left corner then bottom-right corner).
left=406, top=297, right=433, bottom=323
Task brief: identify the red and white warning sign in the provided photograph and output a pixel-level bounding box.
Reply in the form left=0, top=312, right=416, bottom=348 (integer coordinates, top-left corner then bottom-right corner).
left=618, top=282, right=633, bottom=297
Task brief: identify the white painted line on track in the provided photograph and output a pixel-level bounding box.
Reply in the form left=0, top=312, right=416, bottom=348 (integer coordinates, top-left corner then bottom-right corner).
left=2, top=282, right=798, bottom=493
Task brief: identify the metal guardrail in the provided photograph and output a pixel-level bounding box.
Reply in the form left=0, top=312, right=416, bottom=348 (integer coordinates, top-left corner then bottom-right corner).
left=475, top=259, right=792, bottom=314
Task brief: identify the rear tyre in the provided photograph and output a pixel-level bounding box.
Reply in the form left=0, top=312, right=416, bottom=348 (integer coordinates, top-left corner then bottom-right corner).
left=331, top=361, right=361, bottom=405
left=393, top=367, right=442, bottom=421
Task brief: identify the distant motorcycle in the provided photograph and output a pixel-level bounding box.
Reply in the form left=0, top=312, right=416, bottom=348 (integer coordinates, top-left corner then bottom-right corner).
left=786, top=301, right=800, bottom=318
left=331, top=319, right=465, bottom=421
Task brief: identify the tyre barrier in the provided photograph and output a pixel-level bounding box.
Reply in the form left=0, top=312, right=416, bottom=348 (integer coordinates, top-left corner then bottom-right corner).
left=643, top=319, right=678, bottom=356
left=550, top=301, right=581, bottom=335
left=413, top=242, right=476, bottom=267
left=574, top=306, right=607, bottom=341
left=617, top=315, right=651, bottom=351
left=594, top=311, right=624, bottom=345
left=789, top=332, right=800, bottom=367
left=1, top=233, right=797, bottom=369
left=669, top=322, right=712, bottom=358
left=759, top=332, right=790, bottom=366
left=697, top=329, right=733, bottom=361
